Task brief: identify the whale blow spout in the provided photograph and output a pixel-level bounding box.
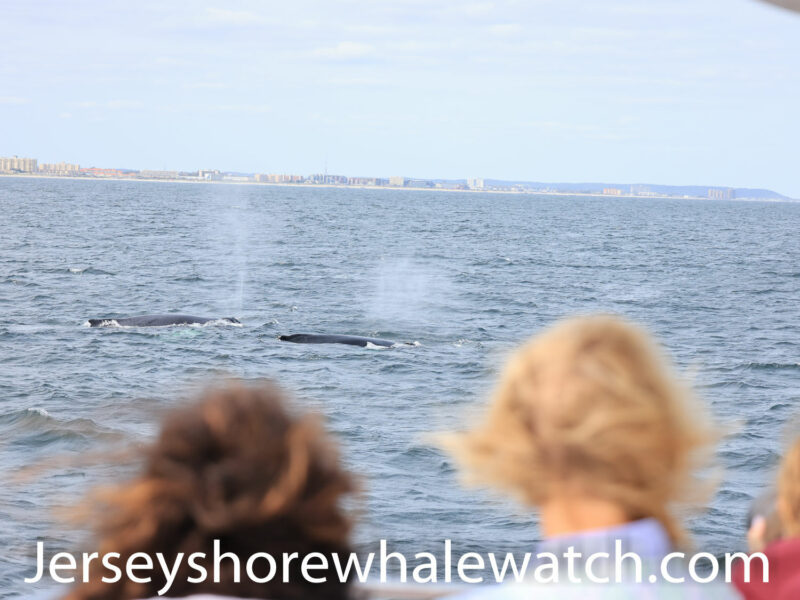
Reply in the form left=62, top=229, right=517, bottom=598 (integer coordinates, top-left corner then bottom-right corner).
left=87, top=314, right=241, bottom=327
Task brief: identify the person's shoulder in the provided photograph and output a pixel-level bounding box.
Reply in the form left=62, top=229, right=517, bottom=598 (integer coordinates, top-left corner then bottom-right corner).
left=777, top=573, right=800, bottom=600
left=765, top=536, right=800, bottom=562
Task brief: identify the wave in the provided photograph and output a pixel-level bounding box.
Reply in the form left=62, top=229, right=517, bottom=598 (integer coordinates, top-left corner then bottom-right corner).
left=364, top=341, right=391, bottom=350
left=66, top=267, right=115, bottom=275
left=742, top=361, right=800, bottom=371
left=84, top=319, right=120, bottom=328
left=768, top=402, right=793, bottom=412
left=365, top=340, right=419, bottom=349
left=0, top=277, right=39, bottom=287
left=0, top=407, right=125, bottom=447
left=27, top=407, right=49, bottom=417
left=256, top=319, right=280, bottom=328
left=199, top=319, right=243, bottom=327
left=454, top=338, right=480, bottom=348
left=84, top=319, right=243, bottom=328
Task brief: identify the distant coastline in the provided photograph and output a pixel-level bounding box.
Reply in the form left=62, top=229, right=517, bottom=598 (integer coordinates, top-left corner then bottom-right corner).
left=0, top=172, right=793, bottom=202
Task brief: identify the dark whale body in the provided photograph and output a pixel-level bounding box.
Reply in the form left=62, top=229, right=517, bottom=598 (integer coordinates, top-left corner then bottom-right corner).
left=279, top=333, right=398, bottom=348
left=87, top=314, right=240, bottom=327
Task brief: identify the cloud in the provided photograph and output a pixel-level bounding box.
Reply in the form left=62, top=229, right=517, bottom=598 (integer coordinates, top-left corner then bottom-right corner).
left=310, top=41, right=376, bottom=60
left=161, top=102, right=273, bottom=114
left=74, top=100, right=144, bottom=110
left=322, top=76, right=397, bottom=87
left=184, top=81, right=228, bottom=90
left=520, top=119, right=639, bottom=142
left=198, top=7, right=267, bottom=27
left=463, top=2, right=496, bottom=17
left=65, top=99, right=272, bottom=116
left=212, top=103, right=271, bottom=114
left=153, top=56, right=190, bottom=67
left=489, top=23, right=522, bottom=36
left=107, top=100, right=144, bottom=110
left=0, top=96, right=28, bottom=105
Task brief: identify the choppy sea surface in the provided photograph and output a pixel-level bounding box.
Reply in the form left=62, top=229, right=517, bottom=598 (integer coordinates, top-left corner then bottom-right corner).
left=1, top=177, right=799, bottom=597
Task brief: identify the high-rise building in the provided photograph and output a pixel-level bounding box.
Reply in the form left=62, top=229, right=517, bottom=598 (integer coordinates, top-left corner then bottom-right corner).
left=40, top=162, right=80, bottom=175
left=407, top=179, right=433, bottom=188
left=629, top=184, right=652, bottom=196
left=138, top=170, right=179, bottom=179
left=199, top=169, right=223, bottom=181
left=348, top=177, right=380, bottom=186
left=80, top=167, right=124, bottom=177
left=388, top=176, right=407, bottom=187
left=708, top=188, right=735, bottom=200
left=0, top=156, right=38, bottom=173
left=467, top=177, right=485, bottom=190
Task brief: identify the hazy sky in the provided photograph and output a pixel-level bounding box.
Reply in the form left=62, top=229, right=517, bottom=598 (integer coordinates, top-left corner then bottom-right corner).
left=1, top=0, right=798, bottom=196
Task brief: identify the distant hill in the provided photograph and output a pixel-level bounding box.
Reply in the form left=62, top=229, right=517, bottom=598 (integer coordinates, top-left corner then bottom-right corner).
left=417, top=178, right=789, bottom=199
left=478, top=180, right=790, bottom=200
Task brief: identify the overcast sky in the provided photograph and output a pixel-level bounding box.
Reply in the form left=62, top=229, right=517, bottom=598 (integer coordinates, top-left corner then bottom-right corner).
left=1, top=0, right=798, bottom=196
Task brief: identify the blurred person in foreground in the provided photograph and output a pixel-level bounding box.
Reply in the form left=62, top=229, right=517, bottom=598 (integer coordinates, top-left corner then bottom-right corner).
left=734, top=436, right=800, bottom=599
left=441, top=315, right=740, bottom=598
left=65, top=382, right=355, bottom=600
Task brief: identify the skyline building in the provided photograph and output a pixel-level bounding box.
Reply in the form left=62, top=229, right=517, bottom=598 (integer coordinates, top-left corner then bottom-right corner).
left=0, top=156, right=38, bottom=173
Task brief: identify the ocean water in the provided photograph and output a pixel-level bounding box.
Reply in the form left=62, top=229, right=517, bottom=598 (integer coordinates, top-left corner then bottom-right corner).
left=1, top=177, right=799, bottom=597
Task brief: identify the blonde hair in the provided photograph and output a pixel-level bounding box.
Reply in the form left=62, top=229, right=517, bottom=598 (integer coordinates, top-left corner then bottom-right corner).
left=778, top=438, right=800, bottom=537
left=442, top=315, right=718, bottom=547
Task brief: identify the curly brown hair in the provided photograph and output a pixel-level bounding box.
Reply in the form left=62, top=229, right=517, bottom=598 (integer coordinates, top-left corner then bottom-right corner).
left=66, top=382, right=355, bottom=600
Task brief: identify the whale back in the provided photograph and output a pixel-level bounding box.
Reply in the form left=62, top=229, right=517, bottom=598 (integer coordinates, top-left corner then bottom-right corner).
left=279, top=333, right=396, bottom=347
left=87, top=318, right=115, bottom=327
left=87, top=314, right=238, bottom=327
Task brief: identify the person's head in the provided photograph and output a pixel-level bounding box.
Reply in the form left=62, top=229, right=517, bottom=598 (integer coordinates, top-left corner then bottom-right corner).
left=442, top=314, right=718, bottom=547
left=67, top=381, right=355, bottom=600
left=778, top=437, right=800, bottom=538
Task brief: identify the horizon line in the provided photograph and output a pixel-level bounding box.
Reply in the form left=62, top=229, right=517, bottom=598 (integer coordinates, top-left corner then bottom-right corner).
left=0, top=154, right=791, bottom=200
